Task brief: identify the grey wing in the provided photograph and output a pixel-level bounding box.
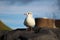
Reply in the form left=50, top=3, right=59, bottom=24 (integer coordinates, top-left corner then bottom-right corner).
left=24, top=19, right=28, bottom=27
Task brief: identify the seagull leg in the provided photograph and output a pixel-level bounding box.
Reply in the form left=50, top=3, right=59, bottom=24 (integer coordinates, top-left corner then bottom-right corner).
left=30, top=27, right=33, bottom=31
left=26, top=27, right=29, bottom=31
left=26, top=27, right=30, bottom=31
left=29, top=27, right=32, bottom=31
left=26, top=27, right=33, bottom=31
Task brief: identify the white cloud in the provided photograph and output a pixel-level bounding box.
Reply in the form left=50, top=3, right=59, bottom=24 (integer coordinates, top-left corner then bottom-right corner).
left=0, top=0, right=59, bottom=14
left=0, top=0, right=59, bottom=19
left=0, top=5, right=58, bottom=14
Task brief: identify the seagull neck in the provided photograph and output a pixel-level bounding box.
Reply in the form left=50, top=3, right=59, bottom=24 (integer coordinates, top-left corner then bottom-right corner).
left=27, top=15, right=33, bottom=18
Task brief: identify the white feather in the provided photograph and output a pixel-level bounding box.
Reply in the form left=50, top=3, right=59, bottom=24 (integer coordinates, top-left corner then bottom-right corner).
left=24, top=12, right=35, bottom=28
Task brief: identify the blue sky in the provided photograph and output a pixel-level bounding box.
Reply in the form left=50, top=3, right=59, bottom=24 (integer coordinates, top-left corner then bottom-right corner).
left=0, top=0, right=60, bottom=29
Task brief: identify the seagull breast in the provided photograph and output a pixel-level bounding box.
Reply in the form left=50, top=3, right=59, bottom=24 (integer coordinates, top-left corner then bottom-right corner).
left=24, top=12, right=35, bottom=28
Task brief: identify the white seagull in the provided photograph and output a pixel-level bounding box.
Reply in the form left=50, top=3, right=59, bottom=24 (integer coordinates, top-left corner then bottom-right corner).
left=24, top=12, right=35, bottom=31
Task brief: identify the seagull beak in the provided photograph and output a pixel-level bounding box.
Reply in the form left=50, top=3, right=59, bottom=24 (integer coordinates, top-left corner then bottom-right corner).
left=24, top=13, right=26, bottom=15
left=24, top=13, right=28, bottom=16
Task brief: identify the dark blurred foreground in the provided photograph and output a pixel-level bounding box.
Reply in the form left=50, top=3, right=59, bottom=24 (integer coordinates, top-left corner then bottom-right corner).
left=0, top=28, right=60, bottom=40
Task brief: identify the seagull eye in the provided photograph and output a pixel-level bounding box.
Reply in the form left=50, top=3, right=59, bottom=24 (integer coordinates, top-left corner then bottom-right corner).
left=28, top=13, right=29, bottom=14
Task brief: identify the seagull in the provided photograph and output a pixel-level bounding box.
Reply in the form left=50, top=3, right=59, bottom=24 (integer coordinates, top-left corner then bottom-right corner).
left=24, top=12, right=35, bottom=31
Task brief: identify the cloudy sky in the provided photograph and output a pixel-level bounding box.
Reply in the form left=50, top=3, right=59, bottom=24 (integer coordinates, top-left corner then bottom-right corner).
left=0, top=0, right=60, bottom=29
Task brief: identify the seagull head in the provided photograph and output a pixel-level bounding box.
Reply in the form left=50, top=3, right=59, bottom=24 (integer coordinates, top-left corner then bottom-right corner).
left=24, top=12, right=32, bottom=16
